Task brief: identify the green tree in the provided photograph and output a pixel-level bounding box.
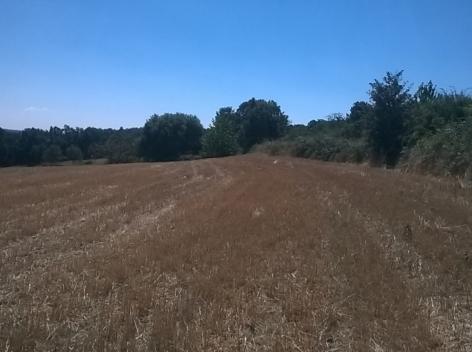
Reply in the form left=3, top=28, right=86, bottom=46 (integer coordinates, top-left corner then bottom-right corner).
left=17, top=128, right=48, bottom=165
left=140, top=113, right=204, bottom=161
left=348, top=101, right=373, bottom=122
left=368, top=71, right=411, bottom=167
left=42, top=144, right=64, bottom=163
left=105, top=133, right=139, bottom=163
left=237, top=98, right=289, bottom=151
left=0, top=128, right=6, bottom=165
left=65, top=145, right=83, bottom=161
left=345, top=101, right=374, bottom=138
left=201, top=108, right=240, bottom=157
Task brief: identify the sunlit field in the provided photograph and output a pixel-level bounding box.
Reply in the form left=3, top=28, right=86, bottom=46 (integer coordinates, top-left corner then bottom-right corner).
left=1, top=154, right=471, bottom=351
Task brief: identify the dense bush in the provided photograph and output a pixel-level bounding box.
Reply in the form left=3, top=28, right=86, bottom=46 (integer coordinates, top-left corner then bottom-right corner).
left=403, top=118, right=472, bottom=176
left=256, top=137, right=367, bottom=163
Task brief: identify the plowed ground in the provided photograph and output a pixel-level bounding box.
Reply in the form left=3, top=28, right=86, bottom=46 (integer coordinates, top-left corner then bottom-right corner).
left=1, top=154, right=471, bottom=351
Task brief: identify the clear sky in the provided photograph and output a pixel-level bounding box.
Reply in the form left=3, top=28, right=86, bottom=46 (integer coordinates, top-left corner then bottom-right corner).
left=1, top=0, right=471, bottom=130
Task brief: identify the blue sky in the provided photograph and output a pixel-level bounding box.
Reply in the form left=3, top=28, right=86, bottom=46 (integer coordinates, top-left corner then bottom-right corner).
left=1, top=0, right=471, bottom=130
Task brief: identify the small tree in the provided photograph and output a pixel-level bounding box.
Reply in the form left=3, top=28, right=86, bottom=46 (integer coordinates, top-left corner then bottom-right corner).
left=368, top=71, right=411, bottom=167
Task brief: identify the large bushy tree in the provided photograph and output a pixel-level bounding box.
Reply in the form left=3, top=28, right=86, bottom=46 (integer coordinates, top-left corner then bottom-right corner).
left=237, top=98, right=289, bottom=151
left=139, top=113, right=204, bottom=161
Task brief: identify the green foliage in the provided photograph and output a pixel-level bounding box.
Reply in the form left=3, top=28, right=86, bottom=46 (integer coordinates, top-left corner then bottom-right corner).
left=0, top=128, right=7, bottom=166
left=0, top=129, right=20, bottom=166
left=201, top=100, right=289, bottom=157
left=256, top=72, right=471, bottom=177
left=237, top=98, right=289, bottom=151
left=344, top=101, right=374, bottom=139
left=42, top=144, right=64, bottom=163
left=400, top=86, right=472, bottom=176
left=105, top=131, right=140, bottom=163
left=65, top=145, right=83, bottom=161
left=404, top=114, right=472, bottom=176
left=0, top=126, right=141, bottom=166
left=201, top=108, right=240, bottom=157
left=264, top=109, right=369, bottom=163
left=285, top=124, right=311, bottom=138
left=1, top=72, right=470, bottom=178
left=1, top=99, right=289, bottom=166
left=368, top=71, right=411, bottom=167
left=405, top=89, right=472, bottom=146
left=140, top=113, right=204, bottom=161
left=414, top=81, right=437, bottom=103
left=256, top=136, right=367, bottom=163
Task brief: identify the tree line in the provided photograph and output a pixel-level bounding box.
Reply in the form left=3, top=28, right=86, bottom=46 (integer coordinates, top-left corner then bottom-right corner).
left=1, top=72, right=471, bottom=177
left=0, top=98, right=288, bottom=166
left=258, top=71, right=472, bottom=177
left=0, top=125, right=142, bottom=165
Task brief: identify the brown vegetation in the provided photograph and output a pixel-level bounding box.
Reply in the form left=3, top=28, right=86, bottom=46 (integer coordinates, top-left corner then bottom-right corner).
left=1, top=154, right=471, bottom=351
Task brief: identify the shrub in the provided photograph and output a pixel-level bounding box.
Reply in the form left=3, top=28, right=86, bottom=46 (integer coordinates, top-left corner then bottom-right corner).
left=255, top=136, right=367, bottom=163
left=403, top=118, right=472, bottom=176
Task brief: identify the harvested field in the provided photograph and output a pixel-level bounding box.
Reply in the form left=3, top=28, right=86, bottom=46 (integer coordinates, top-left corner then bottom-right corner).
left=1, top=154, right=472, bottom=351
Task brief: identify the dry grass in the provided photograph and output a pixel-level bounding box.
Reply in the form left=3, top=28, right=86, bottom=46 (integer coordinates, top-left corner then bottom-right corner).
left=0, top=154, right=471, bottom=351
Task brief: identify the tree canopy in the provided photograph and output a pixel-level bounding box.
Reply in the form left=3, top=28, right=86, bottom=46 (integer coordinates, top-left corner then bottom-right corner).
left=139, top=113, right=204, bottom=161
left=256, top=71, right=472, bottom=177
left=1, top=72, right=471, bottom=178
left=368, top=71, right=411, bottom=166
left=202, top=99, right=290, bottom=157
left=0, top=126, right=141, bottom=166
left=201, top=108, right=240, bottom=158
left=237, top=98, right=289, bottom=151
